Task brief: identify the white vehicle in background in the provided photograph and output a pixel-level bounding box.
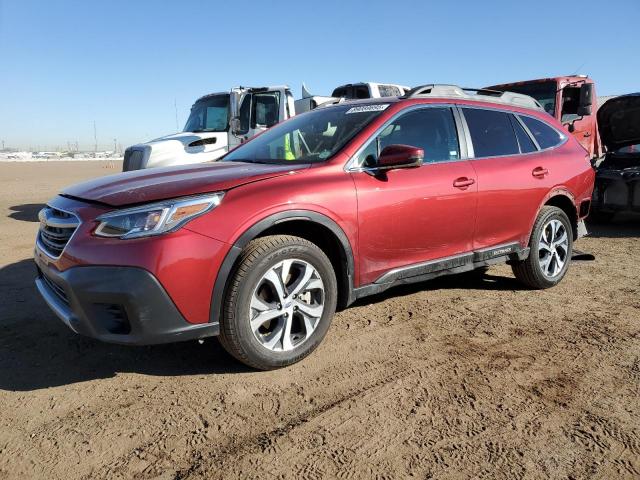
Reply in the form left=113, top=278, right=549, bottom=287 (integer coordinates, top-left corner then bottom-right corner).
left=331, top=81, right=410, bottom=98
left=123, top=86, right=294, bottom=171
left=294, top=81, right=411, bottom=113
left=123, top=82, right=411, bottom=171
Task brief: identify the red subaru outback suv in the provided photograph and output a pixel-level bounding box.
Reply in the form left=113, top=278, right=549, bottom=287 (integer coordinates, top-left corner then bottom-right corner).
left=34, top=85, right=595, bottom=369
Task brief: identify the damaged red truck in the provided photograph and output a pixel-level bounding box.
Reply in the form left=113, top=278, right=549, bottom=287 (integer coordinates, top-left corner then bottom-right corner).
left=34, top=85, right=595, bottom=369
left=488, top=76, right=640, bottom=219
left=487, top=75, right=601, bottom=159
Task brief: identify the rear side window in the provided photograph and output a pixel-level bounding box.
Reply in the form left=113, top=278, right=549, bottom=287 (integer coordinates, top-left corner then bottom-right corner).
left=462, top=108, right=519, bottom=158
left=510, top=115, right=537, bottom=153
left=519, top=115, right=564, bottom=149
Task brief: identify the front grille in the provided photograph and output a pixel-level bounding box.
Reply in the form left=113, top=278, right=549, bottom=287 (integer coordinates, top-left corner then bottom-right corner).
left=37, top=206, right=80, bottom=258
left=40, top=271, right=69, bottom=305
left=123, top=148, right=145, bottom=171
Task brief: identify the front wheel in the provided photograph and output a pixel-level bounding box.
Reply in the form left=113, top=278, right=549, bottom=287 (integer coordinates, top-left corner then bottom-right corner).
left=219, top=235, right=337, bottom=370
left=512, top=206, right=573, bottom=289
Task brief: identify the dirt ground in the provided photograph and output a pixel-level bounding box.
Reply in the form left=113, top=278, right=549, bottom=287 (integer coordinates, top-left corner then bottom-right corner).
left=0, top=161, right=639, bottom=480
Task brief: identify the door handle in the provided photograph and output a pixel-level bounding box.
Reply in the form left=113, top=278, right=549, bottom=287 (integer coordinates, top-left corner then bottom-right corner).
left=532, top=167, right=549, bottom=178
left=453, top=177, right=475, bottom=188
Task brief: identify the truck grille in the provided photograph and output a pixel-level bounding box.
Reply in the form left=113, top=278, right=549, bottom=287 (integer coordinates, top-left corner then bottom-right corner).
left=37, top=206, right=80, bottom=258
left=123, top=148, right=145, bottom=171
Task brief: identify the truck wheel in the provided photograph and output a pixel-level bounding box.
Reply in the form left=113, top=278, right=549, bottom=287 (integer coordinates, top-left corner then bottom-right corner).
left=219, top=235, right=337, bottom=370
left=512, top=206, right=573, bottom=289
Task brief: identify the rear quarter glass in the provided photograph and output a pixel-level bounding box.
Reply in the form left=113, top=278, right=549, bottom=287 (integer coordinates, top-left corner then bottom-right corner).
left=519, top=115, right=565, bottom=149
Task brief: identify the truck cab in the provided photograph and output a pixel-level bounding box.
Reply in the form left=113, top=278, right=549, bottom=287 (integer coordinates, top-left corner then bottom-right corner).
left=486, top=76, right=600, bottom=158
left=331, top=82, right=410, bottom=99
left=123, top=86, right=294, bottom=171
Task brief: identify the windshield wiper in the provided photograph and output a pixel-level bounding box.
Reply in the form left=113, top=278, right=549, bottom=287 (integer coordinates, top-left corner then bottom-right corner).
left=226, top=159, right=268, bottom=164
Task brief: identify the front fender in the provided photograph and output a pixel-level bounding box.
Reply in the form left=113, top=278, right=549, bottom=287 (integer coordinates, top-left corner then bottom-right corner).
left=207, top=209, right=356, bottom=324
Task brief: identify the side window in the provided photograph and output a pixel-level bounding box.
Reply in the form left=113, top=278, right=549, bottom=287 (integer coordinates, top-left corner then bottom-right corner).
left=331, top=87, right=348, bottom=98
left=378, top=85, right=401, bottom=97
left=356, top=107, right=460, bottom=166
left=354, top=85, right=370, bottom=99
left=252, top=92, right=281, bottom=128
left=510, top=115, right=537, bottom=153
left=519, top=115, right=564, bottom=150
left=463, top=108, right=520, bottom=158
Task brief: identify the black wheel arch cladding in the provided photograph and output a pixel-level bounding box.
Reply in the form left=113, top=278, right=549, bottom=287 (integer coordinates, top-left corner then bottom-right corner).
left=209, top=210, right=355, bottom=325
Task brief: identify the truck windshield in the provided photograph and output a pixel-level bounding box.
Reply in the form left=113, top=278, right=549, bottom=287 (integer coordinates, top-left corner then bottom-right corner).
left=223, top=104, right=388, bottom=164
left=183, top=94, right=230, bottom=133
left=494, top=81, right=557, bottom=116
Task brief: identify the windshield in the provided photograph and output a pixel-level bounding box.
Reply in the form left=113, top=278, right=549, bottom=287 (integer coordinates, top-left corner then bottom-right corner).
left=183, top=94, right=230, bottom=133
left=494, top=81, right=558, bottom=116
left=223, top=103, right=389, bottom=164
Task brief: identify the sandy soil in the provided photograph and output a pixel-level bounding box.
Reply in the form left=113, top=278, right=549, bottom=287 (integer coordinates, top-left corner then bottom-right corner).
left=0, top=161, right=639, bottom=479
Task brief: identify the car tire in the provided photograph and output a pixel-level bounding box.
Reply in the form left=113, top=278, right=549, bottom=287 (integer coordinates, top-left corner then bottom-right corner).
left=512, top=206, right=573, bottom=289
left=219, top=235, right=337, bottom=370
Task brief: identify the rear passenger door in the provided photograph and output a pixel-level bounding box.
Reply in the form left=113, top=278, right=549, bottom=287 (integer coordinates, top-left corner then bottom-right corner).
left=350, top=106, right=478, bottom=285
left=461, top=107, right=561, bottom=250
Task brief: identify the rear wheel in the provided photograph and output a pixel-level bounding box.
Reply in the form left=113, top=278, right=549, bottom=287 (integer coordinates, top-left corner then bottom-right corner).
left=512, top=206, right=573, bottom=289
left=219, top=235, right=337, bottom=370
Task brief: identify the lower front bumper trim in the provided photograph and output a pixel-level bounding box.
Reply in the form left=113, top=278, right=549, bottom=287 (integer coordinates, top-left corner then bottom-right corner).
left=34, top=262, right=219, bottom=345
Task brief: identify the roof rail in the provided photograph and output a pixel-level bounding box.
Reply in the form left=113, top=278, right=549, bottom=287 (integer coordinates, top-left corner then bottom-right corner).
left=401, top=84, right=543, bottom=111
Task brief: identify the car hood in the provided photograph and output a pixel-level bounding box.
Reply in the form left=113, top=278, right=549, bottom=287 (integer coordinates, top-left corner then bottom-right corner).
left=62, top=161, right=309, bottom=207
left=597, top=93, right=640, bottom=151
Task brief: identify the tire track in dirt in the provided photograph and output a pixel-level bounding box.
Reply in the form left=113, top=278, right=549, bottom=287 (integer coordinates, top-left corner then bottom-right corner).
left=174, top=361, right=416, bottom=479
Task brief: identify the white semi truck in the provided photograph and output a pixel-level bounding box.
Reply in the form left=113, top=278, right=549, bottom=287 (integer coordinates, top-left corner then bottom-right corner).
left=123, top=82, right=411, bottom=171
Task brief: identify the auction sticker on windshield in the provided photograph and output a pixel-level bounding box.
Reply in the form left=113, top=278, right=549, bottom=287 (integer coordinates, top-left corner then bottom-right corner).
left=345, top=104, right=390, bottom=114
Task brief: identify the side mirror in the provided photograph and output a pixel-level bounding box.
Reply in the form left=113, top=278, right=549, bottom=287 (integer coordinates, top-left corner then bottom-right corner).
left=375, top=144, right=424, bottom=171
left=577, top=83, right=594, bottom=116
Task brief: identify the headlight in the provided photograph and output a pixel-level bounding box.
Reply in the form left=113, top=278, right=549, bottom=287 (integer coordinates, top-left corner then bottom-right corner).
left=94, top=193, right=224, bottom=239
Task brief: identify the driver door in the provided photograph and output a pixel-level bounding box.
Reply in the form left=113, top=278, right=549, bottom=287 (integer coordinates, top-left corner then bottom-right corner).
left=229, top=91, right=283, bottom=150
left=350, top=107, right=477, bottom=285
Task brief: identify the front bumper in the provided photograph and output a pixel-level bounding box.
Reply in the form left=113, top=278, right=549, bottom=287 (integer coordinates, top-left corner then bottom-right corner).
left=34, top=258, right=219, bottom=345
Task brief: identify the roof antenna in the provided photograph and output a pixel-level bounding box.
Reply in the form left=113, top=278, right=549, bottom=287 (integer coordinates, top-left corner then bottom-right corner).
left=572, top=61, right=587, bottom=76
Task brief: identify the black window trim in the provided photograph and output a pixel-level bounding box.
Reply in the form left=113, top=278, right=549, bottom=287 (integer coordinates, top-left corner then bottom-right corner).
left=509, top=113, right=539, bottom=153
left=456, top=104, right=567, bottom=160
left=345, top=103, right=469, bottom=172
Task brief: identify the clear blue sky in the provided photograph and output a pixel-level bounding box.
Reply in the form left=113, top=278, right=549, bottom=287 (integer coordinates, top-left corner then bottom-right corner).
left=1, top=0, right=638, bottom=151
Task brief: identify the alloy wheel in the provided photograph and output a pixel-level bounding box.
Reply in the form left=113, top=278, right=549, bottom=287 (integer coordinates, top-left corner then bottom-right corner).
left=538, top=219, right=569, bottom=278
left=250, top=259, right=325, bottom=352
